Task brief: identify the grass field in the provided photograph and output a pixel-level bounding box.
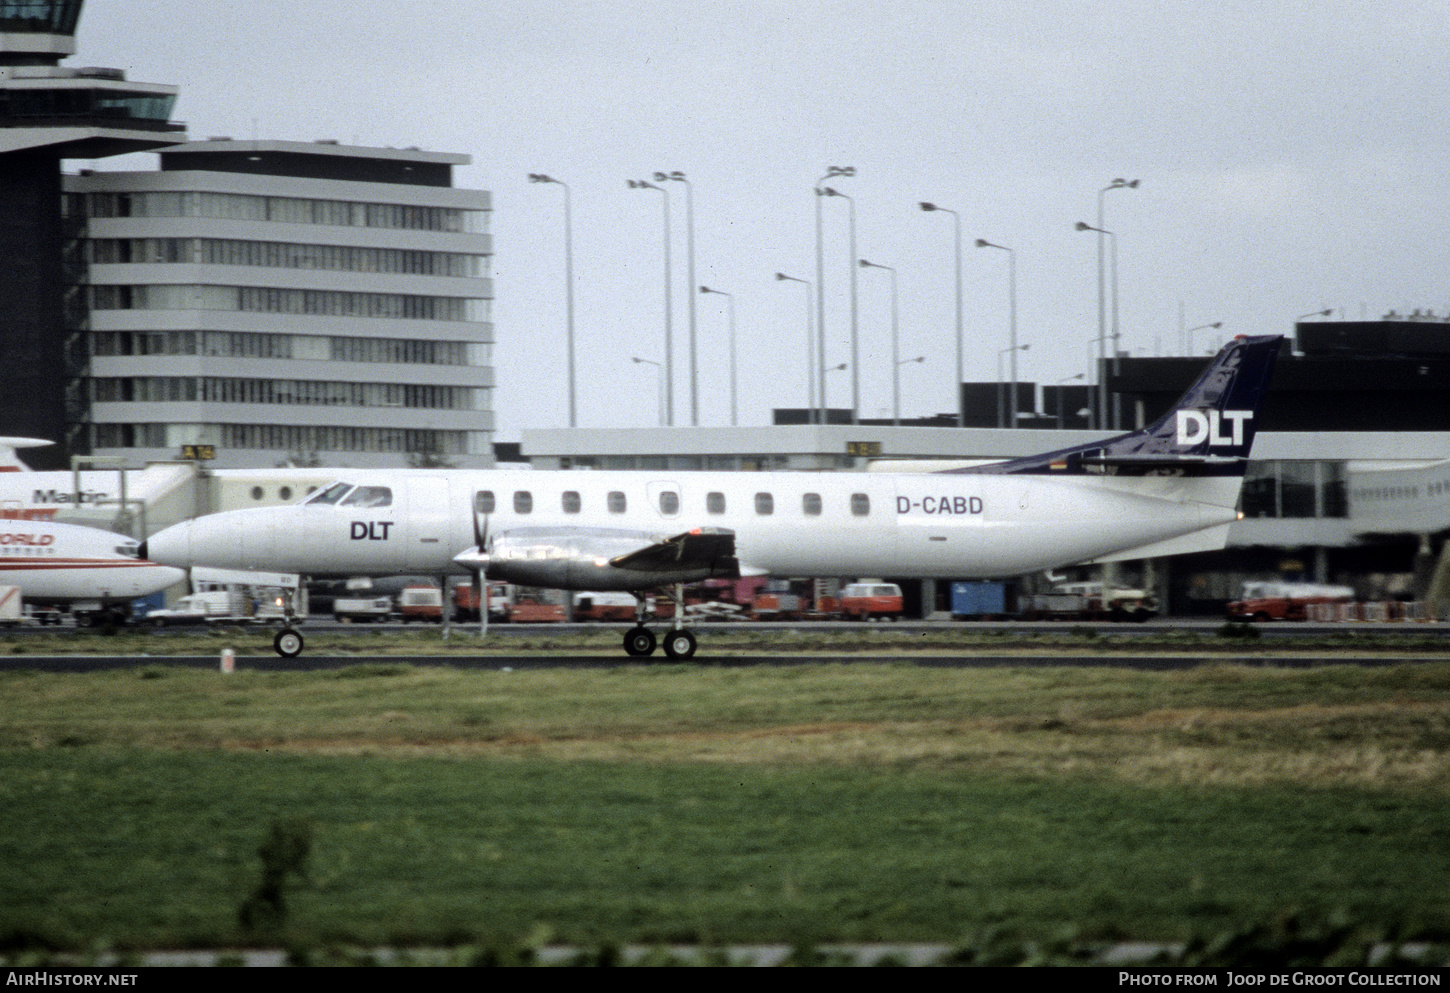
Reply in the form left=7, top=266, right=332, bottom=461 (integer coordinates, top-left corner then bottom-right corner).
left=2, top=648, right=1450, bottom=957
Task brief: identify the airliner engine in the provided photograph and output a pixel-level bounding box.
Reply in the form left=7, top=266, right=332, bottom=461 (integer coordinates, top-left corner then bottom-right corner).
left=453, top=525, right=739, bottom=590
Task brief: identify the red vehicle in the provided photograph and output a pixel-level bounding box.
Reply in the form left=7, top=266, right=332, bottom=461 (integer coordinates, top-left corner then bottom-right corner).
left=839, top=583, right=904, bottom=621
left=508, top=597, right=566, bottom=623
left=398, top=585, right=442, bottom=623
left=453, top=581, right=510, bottom=623
left=1226, top=581, right=1353, bottom=622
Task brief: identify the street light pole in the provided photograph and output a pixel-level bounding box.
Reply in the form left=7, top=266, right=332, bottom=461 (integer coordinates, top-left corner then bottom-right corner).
left=1077, top=220, right=1116, bottom=430
left=1095, top=179, right=1137, bottom=429
left=775, top=272, right=815, bottom=419
left=631, top=356, right=664, bottom=426
left=628, top=179, right=673, bottom=425
left=1185, top=321, right=1222, bottom=355
left=823, top=188, right=860, bottom=423
left=859, top=259, right=899, bottom=424
left=996, top=344, right=1029, bottom=429
left=920, top=202, right=963, bottom=427
left=527, top=174, right=575, bottom=427
left=700, top=286, right=736, bottom=426
left=814, top=167, right=854, bottom=425
left=976, top=239, right=1017, bottom=428
left=1055, top=372, right=1085, bottom=429
left=656, top=172, right=697, bottom=426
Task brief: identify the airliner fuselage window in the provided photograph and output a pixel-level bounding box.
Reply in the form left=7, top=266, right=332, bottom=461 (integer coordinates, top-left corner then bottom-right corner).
left=307, top=482, right=353, bottom=505
left=340, top=486, right=392, bottom=508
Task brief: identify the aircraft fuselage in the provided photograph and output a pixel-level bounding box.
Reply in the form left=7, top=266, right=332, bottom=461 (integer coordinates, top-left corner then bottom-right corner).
left=144, top=467, right=1238, bottom=585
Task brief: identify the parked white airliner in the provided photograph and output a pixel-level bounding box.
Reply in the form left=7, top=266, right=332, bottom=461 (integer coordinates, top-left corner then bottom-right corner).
left=143, top=335, right=1283, bottom=659
left=0, top=520, right=185, bottom=624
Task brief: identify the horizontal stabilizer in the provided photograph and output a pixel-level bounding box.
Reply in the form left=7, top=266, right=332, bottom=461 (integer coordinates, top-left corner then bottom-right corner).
left=1087, top=522, right=1235, bottom=564
left=1078, top=455, right=1246, bottom=470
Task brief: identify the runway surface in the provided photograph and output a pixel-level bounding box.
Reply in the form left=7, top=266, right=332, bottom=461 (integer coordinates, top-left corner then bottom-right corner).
left=0, top=651, right=1442, bottom=672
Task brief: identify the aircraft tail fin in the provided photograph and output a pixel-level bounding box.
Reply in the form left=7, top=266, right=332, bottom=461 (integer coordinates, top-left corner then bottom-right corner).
left=0, top=437, right=51, bottom=473
left=951, top=335, right=1283, bottom=477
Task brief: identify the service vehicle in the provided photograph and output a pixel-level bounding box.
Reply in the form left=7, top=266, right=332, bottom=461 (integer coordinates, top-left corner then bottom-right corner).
left=1226, top=580, right=1354, bottom=621
left=838, top=582, right=904, bottom=620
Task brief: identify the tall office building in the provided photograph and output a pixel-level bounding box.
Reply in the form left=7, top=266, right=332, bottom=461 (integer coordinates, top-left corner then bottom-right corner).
left=66, top=138, right=495, bottom=468
left=0, top=0, right=184, bottom=467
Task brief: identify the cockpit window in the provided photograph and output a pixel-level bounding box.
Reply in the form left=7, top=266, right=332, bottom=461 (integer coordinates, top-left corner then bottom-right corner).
left=116, top=543, right=140, bottom=559
left=307, top=482, right=353, bottom=505
left=340, top=486, right=393, bottom=508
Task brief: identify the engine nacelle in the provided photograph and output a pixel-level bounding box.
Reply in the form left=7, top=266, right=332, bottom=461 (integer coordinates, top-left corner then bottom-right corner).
left=457, top=526, right=736, bottom=591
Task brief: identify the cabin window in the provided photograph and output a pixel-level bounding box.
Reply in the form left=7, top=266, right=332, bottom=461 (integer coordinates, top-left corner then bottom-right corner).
left=514, top=490, right=533, bottom=514
left=562, top=490, right=581, bottom=513
left=608, top=490, right=627, bottom=514
left=802, top=492, right=822, bottom=516
left=659, top=490, right=679, bottom=515
left=755, top=492, right=774, bottom=515
left=851, top=492, right=871, bottom=516
left=706, top=491, right=726, bottom=514
left=474, top=490, right=495, bottom=514
left=340, top=485, right=392, bottom=508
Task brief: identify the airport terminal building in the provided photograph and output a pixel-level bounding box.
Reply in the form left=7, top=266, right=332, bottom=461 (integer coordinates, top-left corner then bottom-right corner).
left=66, top=139, right=496, bottom=469
left=0, top=1, right=496, bottom=470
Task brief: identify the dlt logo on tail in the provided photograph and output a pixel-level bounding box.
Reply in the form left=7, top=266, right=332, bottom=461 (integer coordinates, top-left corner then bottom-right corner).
left=1176, top=410, right=1253, bottom=448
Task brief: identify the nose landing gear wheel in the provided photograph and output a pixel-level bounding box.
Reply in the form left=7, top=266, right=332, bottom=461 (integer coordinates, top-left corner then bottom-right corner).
left=274, top=627, right=305, bottom=658
left=623, top=626, right=656, bottom=657
left=663, top=629, right=697, bottom=659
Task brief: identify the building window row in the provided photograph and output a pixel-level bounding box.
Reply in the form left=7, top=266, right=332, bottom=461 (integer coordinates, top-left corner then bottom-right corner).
left=91, top=330, right=486, bottom=366
left=1350, top=480, right=1450, bottom=503
left=91, top=376, right=484, bottom=411
left=580, top=454, right=794, bottom=472
left=78, top=191, right=485, bottom=234
left=92, top=422, right=486, bottom=456
left=89, top=284, right=489, bottom=322
left=89, top=237, right=487, bottom=277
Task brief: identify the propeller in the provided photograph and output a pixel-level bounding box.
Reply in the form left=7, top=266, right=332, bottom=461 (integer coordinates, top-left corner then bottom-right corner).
left=452, top=500, right=492, bottom=635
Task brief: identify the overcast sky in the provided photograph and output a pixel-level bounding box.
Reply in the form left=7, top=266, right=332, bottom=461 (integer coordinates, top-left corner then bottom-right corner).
left=74, top=0, right=1450, bottom=439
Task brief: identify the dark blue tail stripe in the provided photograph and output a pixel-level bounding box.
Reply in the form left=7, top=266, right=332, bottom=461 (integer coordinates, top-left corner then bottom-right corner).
left=948, top=335, right=1282, bottom=477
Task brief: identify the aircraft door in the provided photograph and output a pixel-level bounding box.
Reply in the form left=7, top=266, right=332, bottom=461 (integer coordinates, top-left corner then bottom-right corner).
left=406, top=476, right=452, bottom=571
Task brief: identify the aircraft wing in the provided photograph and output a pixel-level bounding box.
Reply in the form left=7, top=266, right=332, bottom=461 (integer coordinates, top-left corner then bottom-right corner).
left=609, top=527, right=741, bottom=579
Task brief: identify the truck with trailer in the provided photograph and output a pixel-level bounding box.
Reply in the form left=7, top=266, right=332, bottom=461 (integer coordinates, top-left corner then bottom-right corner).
left=1225, top=581, right=1354, bottom=622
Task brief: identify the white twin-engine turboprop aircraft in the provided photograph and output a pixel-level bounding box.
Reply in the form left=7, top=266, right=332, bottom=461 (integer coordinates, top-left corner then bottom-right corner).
left=143, top=335, right=1283, bottom=659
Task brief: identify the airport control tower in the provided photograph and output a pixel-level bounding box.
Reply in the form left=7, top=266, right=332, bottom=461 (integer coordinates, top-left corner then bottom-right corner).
left=0, top=0, right=184, bottom=466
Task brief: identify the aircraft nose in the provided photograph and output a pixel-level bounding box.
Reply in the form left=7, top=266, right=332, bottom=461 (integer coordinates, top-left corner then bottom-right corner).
left=143, top=509, right=282, bottom=571
left=142, top=519, right=194, bottom=567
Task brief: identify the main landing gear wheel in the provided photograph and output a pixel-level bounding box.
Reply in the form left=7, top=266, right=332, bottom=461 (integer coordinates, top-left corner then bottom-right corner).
left=623, top=625, right=656, bottom=657
left=663, top=629, right=697, bottom=659
left=274, top=627, right=305, bottom=658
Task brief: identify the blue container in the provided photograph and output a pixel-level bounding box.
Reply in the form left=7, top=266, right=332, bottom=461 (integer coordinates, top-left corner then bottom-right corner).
left=951, top=581, right=1006, bottom=617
